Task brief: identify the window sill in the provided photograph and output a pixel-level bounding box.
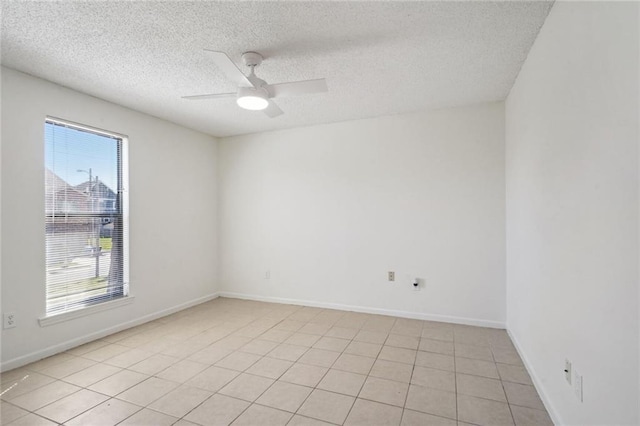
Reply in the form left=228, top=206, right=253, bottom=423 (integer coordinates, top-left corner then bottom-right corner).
left=39, top=296, right=135, bottom=327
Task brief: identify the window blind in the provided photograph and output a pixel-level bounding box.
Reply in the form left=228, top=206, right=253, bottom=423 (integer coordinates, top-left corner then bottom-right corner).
left=44, top=118, right=129, bottom=315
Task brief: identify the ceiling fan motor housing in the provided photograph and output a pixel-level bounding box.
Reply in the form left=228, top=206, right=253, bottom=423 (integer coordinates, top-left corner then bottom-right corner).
left=242, top=51, right=263, bottom=68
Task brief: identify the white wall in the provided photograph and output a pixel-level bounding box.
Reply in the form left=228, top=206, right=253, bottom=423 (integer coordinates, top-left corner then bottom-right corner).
left=218, top=103, right=506, bottom=326
left=0, top=66, right=3, bottom=370
left=505, top=3, right=639, bottom=425
left=1, top=67, right=219, bottom=369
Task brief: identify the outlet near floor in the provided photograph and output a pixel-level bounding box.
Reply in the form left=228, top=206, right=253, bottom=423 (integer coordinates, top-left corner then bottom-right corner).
left=3, top=313, right=16, bottom=329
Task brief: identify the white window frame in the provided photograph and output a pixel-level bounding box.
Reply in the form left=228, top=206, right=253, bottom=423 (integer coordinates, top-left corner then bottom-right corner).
left=40, top=117, right=130, bottom=325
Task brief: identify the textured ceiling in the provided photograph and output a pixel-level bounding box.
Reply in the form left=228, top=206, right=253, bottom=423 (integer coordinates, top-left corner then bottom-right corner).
left=1, top=1, right=552, bottom=138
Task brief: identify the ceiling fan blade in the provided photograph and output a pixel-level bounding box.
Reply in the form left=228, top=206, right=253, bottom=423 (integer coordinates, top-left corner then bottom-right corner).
left=204, top=49, right=254, bottom=87
left=264, top=101, right=283, bottom=118
left=266, top=78, right=328, bottom=98
left=182, top=92, right=236, bottom=100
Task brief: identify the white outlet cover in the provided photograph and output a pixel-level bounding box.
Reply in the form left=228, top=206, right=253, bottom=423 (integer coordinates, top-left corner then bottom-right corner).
left=3, top=313, right=16, bottom=329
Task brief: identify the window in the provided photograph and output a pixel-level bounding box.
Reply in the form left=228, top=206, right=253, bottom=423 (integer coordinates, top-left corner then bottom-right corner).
left=44, top=118, right=128, bottom=316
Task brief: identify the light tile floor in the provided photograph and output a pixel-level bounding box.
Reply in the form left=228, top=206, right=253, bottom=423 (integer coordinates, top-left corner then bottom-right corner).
left=1, top=298, right=554, bottom=425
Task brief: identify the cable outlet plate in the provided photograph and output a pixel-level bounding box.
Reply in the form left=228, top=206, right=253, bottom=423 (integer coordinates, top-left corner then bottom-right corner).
left=564, top=359, right=572, bottom=385
left=388, top=271, right=395, bottom=281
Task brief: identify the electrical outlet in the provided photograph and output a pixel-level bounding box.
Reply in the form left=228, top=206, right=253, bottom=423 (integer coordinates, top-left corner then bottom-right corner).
left=564, top=359, right=572, bottom=385
left=3, top=313, right=16, bottom=329
left=388, top=271, right=395, bottom=281
left=573, top=370, right=583, bottom=402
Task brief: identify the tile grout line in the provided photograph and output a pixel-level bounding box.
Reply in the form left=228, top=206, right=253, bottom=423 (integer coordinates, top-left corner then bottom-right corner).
left=492, top=340, right=525, bottom=426
left=398, top=323, right=424, bottom=426
left=176, top=312, right=317, bottom=426
left=339, top=318, right=396, bottom=425
left=291, top=314, right=376, bottom=425
left=240, top=309, right=341, bottom=425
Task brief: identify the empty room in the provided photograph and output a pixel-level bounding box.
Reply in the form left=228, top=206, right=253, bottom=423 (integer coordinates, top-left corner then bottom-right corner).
left=1, top=1, right=638, bottom=425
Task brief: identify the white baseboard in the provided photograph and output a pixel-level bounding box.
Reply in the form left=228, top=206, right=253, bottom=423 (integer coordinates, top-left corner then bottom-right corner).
left=1, top=293, right=220, bottom=372
left=218, top=291, right=506, bottom=329
left=507, top=329, right=562, bottom=426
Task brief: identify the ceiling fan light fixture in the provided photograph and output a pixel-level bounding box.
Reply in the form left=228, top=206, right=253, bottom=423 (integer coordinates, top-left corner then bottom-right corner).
left=236, top=87, right=269, bottom=111
left=183, top=50, right=327, bottom=119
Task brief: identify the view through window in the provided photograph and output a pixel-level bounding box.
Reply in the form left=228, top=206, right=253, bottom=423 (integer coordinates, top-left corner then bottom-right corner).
left=45, top=118, right=128, bottom=315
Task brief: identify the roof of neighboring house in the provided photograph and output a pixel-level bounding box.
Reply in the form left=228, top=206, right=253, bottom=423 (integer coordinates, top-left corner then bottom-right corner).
left=45, top=168, right=91, bottom=214
left=74, top=180, right=116, bottom=199
left=45, top=168, right=70, bottom=196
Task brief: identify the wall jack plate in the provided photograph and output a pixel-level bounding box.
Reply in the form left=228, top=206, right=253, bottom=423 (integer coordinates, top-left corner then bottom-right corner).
left=388, top=271, right=395, bottom=281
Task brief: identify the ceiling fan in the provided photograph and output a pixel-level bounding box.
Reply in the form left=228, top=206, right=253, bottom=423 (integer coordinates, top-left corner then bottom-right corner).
left=183, top=50, right=328, bottom=118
